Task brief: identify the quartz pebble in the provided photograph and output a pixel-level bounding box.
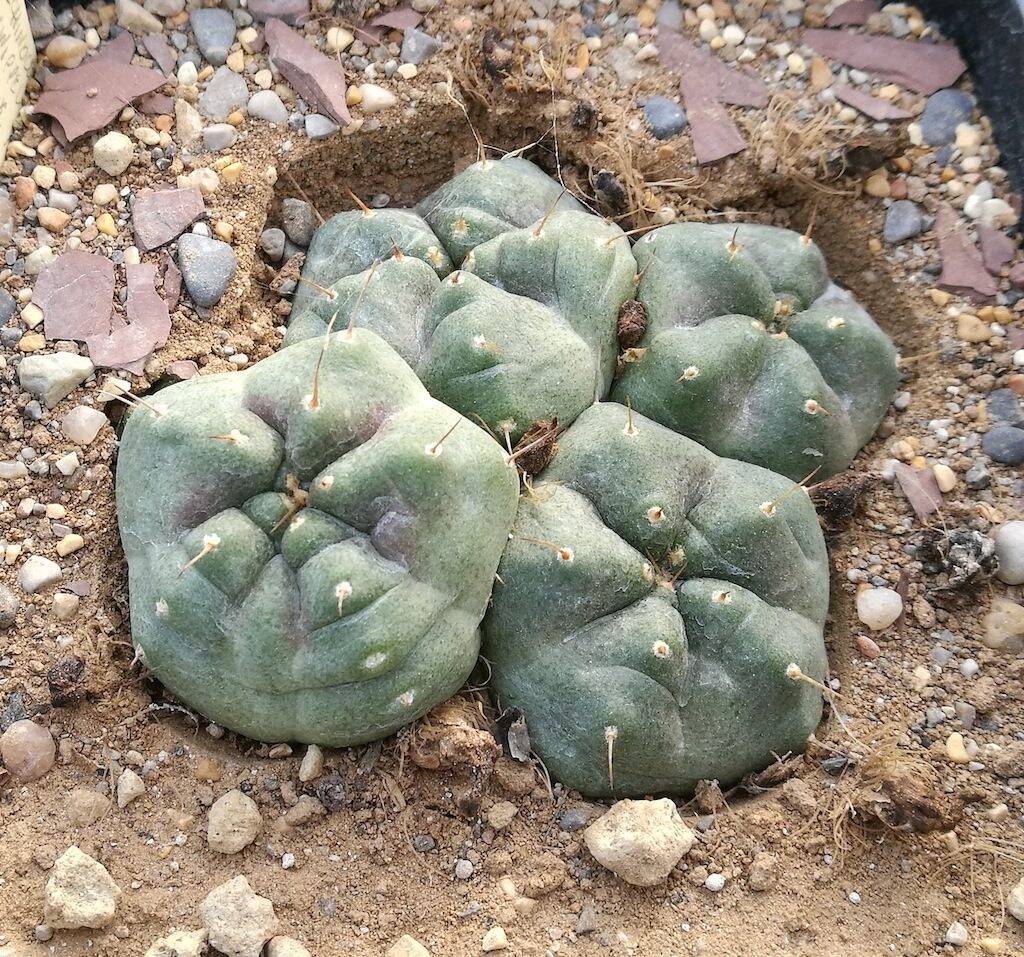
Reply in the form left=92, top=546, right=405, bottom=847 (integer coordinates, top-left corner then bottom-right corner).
left=0, top=719, right=55, bottom=782
left=18, top=555, right=62, bottom=594
left=61, top=406, right=107, bottom=445
left=359, top=84, right=397, bottom=113
left=481, top=927, right=509, bottom=952
left=93, top=131, right=135, bottom=176
left=202, top=876, right=278, bottom=957
left=584, top=798, right=694, bottom=886
left=945, top=922, right=968, bottom=947
left=298, top=744, right=324, bottom=782
left=994, top=521, right=1024, bottom=584
left=855, top=587, right=902, bottom=631
left=1008, top=877, right=1024, bottom=921
left=18, top=352, right=94, bottom=408
left=43, top=846, right=121, bottom=929
left=266, top=938, right=312, bottom=957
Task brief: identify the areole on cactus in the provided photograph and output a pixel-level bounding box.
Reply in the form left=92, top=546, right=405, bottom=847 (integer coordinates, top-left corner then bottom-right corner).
left=117, top=156, right=899, bottom=793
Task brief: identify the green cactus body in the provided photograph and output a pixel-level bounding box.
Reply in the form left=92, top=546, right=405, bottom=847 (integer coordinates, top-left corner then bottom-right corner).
left=613, top=222, right=900, bottom=481
left=482, top=401, right=829, bottom=797
left=116, top=329, right=519, bottom=745
left=416, top=155, right=587, bottom=266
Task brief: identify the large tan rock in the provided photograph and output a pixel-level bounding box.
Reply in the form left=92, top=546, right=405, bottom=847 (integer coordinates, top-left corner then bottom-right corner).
left=207, top=789, right=262, bottom=853
left=43, top=846, right=121, bottom=929
left=144, top=928, right=208, bottom=957
left=201, top=876, right=277, bottom=957
left=584, top=798, right=694, bottom=887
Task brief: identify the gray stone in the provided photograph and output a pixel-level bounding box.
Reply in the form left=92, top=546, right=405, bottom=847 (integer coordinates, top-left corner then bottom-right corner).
left=655, top=0, right=683, bottom=30
left=920, top=88, right=974, bottom=146
left=177, top=233, right=237, bottom=307
left=190, top=8, right=235, bottom=67
left=281, top=198, right=317, bottom=247
left=642, top=96, right=687, bottom=140
left=982, top=426, right=1024, bottom=465
left=203, top=123, right=238, bottom=152
left=883, top=200, right=924, bottom=243
left=995, top=521, right=1024, bottom=585
left=28, top=0, right=55, bottom=38
left=259, top=228, right=286, bottom=262
left=988, top=388, right=1024, bottom=428
left=198, top=67, right=248, bottom=122
left=401, top=28, right=440, bottom=65
left=304, top=114, right=338, bottom=139
left=247, top=90, right=288, bottom=124
left=0, top=583, right=20, bottom=629
left=0, top=288, right=15, bottom=324
left=18, top=353, right=94, bottom=408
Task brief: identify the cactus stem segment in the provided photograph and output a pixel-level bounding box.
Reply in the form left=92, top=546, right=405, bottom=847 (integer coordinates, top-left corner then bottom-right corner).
left=346, top=188, right=374, bottom=217
left=786, top=662, right=835, bottom=698
left=518, top=536, right=574, bottom=563
left=604, top=725, right=618, bottom=789
left=532, top=188, right=568, bottom=238
left=178, top=534, right=220, bottom=577
left=345, top=260, right=380, bottom=338
left=426, top=417, right=463, bottom=457
left=759, top=465, right=821, bottom=516
left=335, top=580, right=353, bottom=614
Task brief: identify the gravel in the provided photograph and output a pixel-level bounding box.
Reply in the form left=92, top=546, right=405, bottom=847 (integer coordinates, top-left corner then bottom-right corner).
left=883, top=200, right=924, bottom=243
left=981, top=425, right=1024, bottom=465
left=190, top=7, right=235, bottom=66
left=198, top=66, right=249, bottom=121
left=247, top=90, right=289, bottom=124
left=642, top=95, right=688, bottom=139
left=177, top=233, right=237, bottom=307
left=18, top=353, right=94, bottom=408
left=919, top=88, right=974, bottom=146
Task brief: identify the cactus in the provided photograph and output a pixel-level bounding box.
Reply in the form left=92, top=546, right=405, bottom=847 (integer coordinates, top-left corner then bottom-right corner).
left=290, top=163, right=896, bottom=477
left=613, top=222, right=900, bottom=481
left=482, top=401, right=830, bottom=797
left=116, top=329, right=519, bottom=745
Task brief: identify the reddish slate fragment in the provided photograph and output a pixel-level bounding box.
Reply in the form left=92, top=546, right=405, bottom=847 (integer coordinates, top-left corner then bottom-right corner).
left=658, top=30, right=767, bottom=107
left=137, top=92, right=174, bottom=115
left=371, top=5, right=422, bottom=31
left=803, top=29, right=966, bottom=95
left=978, top=226, right=1015, bottom=275
left=1010, top=262, right=1024, bottom=288
left=91, top=31, right=136, bottom=64
left=248, top=0, right=309, bottom=24
left=142, top=33, right=178, bottom=75
left=680, top=76, right=748, bottom=165
left=87, top=264, right=171, bottom=372
left=826, top=0, right=878, bottom=27
left=165, top=359, right=200, bottom=380
left=934, top=204, right=998, bottom=300
left=34, top=59, right=164, bottom=142
left=893, top=463, right=942, bottom=522
left=264, top=18, right=351, bottom=127
left=68, top=581, right=93, bottom=597
left=132, top=187, right=205, bottom=252
left=833, top=83, right=913, bottom=120
left=35, top=251, right=114, bottom=342
left=159, top=252, right=182, bottom=310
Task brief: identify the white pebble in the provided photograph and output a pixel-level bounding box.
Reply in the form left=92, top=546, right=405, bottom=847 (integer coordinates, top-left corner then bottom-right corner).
left=945, top=922, right=968, bottom=947
left=856, top=587, right=903, bottom=631
left=704, top=873, right=725, bottom=892
left=994, top=521, right=1024, bottom=584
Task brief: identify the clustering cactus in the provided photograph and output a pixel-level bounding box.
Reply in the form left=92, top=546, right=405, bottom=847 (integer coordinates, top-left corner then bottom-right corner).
left=482, top=402, right=830, bottom=797
left=117, top=157, right=899, bottom=786
left=116, top=329, right=519, bottom=745
left=290, top=158, right=898, bottom=478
